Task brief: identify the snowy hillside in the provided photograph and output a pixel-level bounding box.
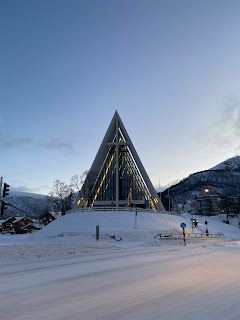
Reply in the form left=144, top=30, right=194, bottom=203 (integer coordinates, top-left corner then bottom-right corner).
left=210, top=155, right=240, bottom=171
left=161, top=156, right=240, bottom=209
left=2, top=191, right=49, bottom=219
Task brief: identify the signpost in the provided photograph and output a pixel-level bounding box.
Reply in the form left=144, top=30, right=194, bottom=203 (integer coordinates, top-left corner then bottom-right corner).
left=205, top=220, right=209, bottom=236
left=180, top=223, right=186, bottom=246
left=96, top=225, right=99, bottom=241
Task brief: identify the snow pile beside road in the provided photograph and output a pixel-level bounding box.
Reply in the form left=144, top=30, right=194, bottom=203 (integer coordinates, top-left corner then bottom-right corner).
left=0, top=242, right=118, bottom=264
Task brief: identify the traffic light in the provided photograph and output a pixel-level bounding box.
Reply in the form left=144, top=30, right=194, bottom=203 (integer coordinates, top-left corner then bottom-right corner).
left=3, top=183, right=10, bottom=198
left=1, top=200, right=8, bottom=216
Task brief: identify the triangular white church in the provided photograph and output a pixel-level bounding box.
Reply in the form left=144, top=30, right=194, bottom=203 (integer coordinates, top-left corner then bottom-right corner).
left=74, top=111, right=165, bottom=211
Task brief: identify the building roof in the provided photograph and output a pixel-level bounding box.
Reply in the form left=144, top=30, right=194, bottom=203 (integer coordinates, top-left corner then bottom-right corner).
left=14, top=216, right=34, bottom=223
left=40, top=211, right=57, bottom=219
left=2, top=217, right=17, bottom=223
left=22, top=223, right=40, bottom=230
left=74, top=111, right=165, bottom=211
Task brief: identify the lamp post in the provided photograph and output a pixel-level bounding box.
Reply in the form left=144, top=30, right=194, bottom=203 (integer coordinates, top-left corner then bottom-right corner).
left=204, top=188, right=210, bottom=235
left=204, top=188, right=210, bottom=215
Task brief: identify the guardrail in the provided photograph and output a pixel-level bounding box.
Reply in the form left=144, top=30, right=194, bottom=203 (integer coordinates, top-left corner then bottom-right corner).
left=155, top=232, right=225, bottom=240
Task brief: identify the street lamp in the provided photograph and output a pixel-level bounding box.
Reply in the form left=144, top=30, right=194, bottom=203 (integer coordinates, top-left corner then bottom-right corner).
left=204, top=188, right=210, bottom=224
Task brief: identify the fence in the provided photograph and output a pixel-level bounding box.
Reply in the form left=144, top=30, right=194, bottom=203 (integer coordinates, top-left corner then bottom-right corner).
left=67, top=207, right=177, bottom=215
left=155, top=232, right=225, bottom=240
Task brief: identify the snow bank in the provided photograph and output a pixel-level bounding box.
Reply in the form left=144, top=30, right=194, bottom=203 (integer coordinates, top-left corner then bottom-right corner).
left=26, top=210, right=240, bottom=245
left=26, top=211, right=185, bottom=243
left=0, top=242, right=118, bottom=264
left=0, top=211, right=240, bottom=264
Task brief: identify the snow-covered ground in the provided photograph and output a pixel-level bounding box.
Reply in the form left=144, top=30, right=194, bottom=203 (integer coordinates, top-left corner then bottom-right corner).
left=0, top=211, right=240, bottom=264
left=1, top=211, right=240, bottom=319
left=24, top=211, right=240, bottom=243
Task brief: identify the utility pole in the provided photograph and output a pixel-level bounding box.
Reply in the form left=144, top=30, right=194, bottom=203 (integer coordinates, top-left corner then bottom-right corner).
left=168, top=184, right=170, bottom=212
left=0, top=177, right=3, bottom=199
left=0, top=177, right=10, bottom=216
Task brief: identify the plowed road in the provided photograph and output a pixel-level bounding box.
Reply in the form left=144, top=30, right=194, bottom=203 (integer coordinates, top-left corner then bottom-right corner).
left=0, top=244, right=240, bottom=320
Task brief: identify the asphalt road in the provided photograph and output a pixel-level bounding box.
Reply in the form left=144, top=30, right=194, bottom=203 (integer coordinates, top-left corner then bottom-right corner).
left=1, top=244, right=240, bottom=320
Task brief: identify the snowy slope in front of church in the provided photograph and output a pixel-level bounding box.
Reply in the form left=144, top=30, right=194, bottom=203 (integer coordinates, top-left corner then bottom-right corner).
left=25, top=211, right=240, bottom=245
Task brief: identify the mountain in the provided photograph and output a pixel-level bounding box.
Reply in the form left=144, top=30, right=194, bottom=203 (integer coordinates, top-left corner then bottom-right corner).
left=1, top=191, right=50, bottom=219
left=160, top=156, right=240, bottom=210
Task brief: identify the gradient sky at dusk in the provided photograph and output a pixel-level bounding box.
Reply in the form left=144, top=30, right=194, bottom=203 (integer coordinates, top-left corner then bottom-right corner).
left=1, top=0, right=240, bottom=194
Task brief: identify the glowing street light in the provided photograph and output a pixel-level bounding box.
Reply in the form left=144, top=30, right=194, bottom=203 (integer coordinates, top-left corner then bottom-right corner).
left=204, top=188, right=210, bottom=220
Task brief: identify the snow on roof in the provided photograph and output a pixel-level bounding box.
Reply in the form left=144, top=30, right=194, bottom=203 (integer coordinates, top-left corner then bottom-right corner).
left=41, top=211, right=59, bottom=218
left=22, top=223, right=40, bottom=229
left=4, top=217, right=17, bottom=222
left=14, top=216, right=34, bottom=223
left=14, top=216, right=27, bottom=222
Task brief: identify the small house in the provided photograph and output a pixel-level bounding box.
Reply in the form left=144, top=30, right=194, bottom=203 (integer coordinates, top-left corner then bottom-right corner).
left=39, top=212, right=56, bottom=226
left=0, top=216, right=41, bottom=234
left=22, top=223, right=41, bottom=233
left=13, top=216, right=35, bottom=234
left=0, top=217, right=16, bottom=233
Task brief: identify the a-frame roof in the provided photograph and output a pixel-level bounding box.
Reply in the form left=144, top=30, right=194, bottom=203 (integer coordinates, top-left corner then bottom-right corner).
left=75, top=111, right=165, bottom=211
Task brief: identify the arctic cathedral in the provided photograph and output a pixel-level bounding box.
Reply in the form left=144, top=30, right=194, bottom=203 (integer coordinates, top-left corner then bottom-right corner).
left=74, top=111, right=165, bottom=212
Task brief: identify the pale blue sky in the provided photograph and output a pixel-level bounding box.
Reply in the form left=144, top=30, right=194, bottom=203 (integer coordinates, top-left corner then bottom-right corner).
left=1, top=0, right=240, bottom=194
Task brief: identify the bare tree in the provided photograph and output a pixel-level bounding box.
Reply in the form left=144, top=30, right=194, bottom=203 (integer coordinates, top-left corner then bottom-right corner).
left=48, top=170, right=97, bottom=214
left=70, top=170, right=97, bottom=206
left=48, top=180, right=75, bottom=215
left=70, top=172, right=86, bottom=191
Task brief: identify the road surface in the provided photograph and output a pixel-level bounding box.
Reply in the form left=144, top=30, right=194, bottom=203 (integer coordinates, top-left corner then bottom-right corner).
left=0, top=244, right=240, bottom=320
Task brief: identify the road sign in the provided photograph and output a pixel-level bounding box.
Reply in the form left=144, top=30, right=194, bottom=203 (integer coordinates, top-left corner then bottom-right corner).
left=180, top=223, right=187, bottom=246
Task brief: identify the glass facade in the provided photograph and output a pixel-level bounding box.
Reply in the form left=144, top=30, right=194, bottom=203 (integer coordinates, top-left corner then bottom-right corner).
left=119, top=147, right=147, bottom=201
left=90, top=141, right=152, bottom=207
left=92, top=147, right=116, bottom=202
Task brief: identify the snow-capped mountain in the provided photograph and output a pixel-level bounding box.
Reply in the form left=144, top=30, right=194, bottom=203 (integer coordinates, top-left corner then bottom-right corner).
left=210, top=156, right=240, bottom=171
left=2, top=191, right=50, bottom=219
left=161, top=156, right=240, bottom=210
